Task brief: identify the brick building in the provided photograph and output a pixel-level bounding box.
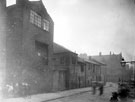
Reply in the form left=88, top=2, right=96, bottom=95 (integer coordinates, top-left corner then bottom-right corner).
left=92, top=52, right=131, bottom=82
left=53, top=43, right=78, bottom=90
left=0, top=0, right=7, bottom=90
left=2, top=0, right=54, bottom=96
left=76, top=57, right=85, bottom=88
left=77, top=57, right=105, bottom=88
left=53, top=43, right=105, bottom=90
left=85, top=58, right=104, bottom=86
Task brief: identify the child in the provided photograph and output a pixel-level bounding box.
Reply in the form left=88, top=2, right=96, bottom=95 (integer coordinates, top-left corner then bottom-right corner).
left=110, top=92, right=119, bottom=102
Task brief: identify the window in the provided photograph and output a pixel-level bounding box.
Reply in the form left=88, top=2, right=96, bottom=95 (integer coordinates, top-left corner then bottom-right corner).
left=88, top=64, right=91, bottom=70
left=93, top=65, right=95, bottom=73
left=35, top=41, right=48, bottom=65
left=72, top=57, right=76, bottom=64
left=81, top=65, right=84, bottom=72
left=60, top=56, right=65, bottom=64
left=30, top=10, right=41, bottom=28
left=43, top=19, right=49, bottom=31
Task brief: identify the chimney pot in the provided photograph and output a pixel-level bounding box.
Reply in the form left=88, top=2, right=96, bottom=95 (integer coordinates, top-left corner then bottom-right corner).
left=99, top=52, right=102, bottom=56
left=16, top=0, right=28, bottom=5
left=110, top=51, right=111, bottom=55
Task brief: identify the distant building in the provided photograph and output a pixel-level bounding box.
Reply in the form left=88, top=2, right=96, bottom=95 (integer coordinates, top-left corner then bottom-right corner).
left=91, top=52, right=131, bottom=82
left=3, top=0, right=54, bottom=96
left=79, top=53, right=89, bottom=60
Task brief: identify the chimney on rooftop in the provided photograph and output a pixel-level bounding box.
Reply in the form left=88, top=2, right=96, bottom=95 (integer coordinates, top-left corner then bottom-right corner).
left=16, top=0, right=28, bottom=5
left=89, top=56, right=92, bottom=60
left=0, top=0, right=6, bottom=8
left=99, top=52, right=102, bottom=56
left=110, top=51, right=111, bottom=55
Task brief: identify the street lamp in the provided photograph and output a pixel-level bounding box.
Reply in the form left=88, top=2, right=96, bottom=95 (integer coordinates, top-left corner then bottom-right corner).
left=120, top=61, right=126, bottom=67
left=120, top=57, right=126, bottom=81
left=120, top=59, right=135, bottom=81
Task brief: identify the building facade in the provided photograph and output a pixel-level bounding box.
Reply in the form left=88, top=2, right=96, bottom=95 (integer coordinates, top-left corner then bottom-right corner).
left=0, top=0, right=7, bottom=91
left=4, top=0, right=54, bottom=96
left=53, top=43, right=78, bottom=91
left=76, top=57, right=104, bottom=87
left=76, top=57, right=86, bottom=88
left=85, top=59, right=102, bottom=86
left=92, top=52, right=131, bottom=82
left=53, top=43, right=104, bottom=90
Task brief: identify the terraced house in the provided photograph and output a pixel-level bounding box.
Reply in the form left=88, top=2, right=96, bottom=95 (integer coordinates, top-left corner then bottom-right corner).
left=53, top=43, right=105, bottom=91
left=53, top=43, right=78, bottom=91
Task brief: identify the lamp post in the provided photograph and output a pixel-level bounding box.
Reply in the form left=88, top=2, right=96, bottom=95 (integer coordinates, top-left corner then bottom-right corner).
left=120, top=60, right=135, bottom=81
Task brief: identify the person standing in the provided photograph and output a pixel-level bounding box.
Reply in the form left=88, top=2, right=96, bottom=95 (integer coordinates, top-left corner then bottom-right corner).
left=92, top=82, right=96, bottom=95
left=110, top=92, right=119, bottom=102
left=99, top=83, right=104, bottom=96
left=118, top=86, right=131, bottom=102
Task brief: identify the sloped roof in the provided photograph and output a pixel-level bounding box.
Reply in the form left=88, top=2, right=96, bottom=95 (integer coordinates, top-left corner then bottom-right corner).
left=77, top=57, right=85, bottom=63
left=91, top=54, right=122, bottom=69
left=92, top=58, right=106, bottom=66
left=92, top=54, right=121, bottom=63
left=84, top=58, right=99, bottom=65
left=53, top=43, right=72, bottom=53
left=77, top=57, right=105, bottom=66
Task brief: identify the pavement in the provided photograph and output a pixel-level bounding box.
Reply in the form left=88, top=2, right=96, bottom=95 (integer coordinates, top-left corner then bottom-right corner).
left=1, top=87, right=93, bottom=102
left=0, top=82, right=127, bottom=102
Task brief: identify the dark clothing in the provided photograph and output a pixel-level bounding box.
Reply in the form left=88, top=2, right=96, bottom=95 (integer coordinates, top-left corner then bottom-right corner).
left=110, top=97, right=118, bottom=102
left=92, top=85, right=96, bottom=95
left=110, top=92, right=119, bottom=102
left=118, top=88, right=129, bottom=98
left=99, top=85, right=104, bottom=95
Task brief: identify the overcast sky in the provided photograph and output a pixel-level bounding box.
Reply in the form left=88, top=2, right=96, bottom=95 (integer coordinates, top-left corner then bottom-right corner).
left=7, top=0, right=135, bottom=60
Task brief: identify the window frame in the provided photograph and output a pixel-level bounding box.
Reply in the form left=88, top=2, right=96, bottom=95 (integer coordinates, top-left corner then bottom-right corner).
left=43, top=19, right=49, bottom=31
left=30, top=10, right=42, bottom=28
left=81, top=64, right=84, bottom=72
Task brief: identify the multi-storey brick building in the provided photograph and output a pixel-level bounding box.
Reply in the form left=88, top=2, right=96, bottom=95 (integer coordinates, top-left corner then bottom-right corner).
left=92, top=52, right=131, bottom=82
left=0, top=0, right=7, bottom=91
left=2, top=0, right=54, bottom=96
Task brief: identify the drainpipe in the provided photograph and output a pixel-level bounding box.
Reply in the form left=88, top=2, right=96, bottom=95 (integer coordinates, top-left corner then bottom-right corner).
left=85, top=64, right=86, bottom=87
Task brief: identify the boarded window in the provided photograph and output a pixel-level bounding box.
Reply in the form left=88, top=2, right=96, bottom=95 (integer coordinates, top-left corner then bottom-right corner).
left=35, top=41, right=48, bottom=65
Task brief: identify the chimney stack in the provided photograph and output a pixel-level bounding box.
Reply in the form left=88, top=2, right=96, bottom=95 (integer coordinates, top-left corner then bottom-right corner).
left=99, top=52, right=102, bottom=56
left=0, top=0, right=6, bottom=9
left=16, top=0, right=28, bottom=5
left=89, top=56, right=92, bottom=60
left=110, top=51, right=111, bottom=55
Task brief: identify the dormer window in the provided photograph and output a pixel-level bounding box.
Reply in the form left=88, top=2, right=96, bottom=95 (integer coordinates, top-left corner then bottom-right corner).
left=43, top=19, right=49, bottom=31
left=30, top=10, right=41, bottom=28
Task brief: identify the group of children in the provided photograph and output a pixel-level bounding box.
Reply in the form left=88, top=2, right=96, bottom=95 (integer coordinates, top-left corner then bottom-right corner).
left=110, top=84, right=131, bottom=102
